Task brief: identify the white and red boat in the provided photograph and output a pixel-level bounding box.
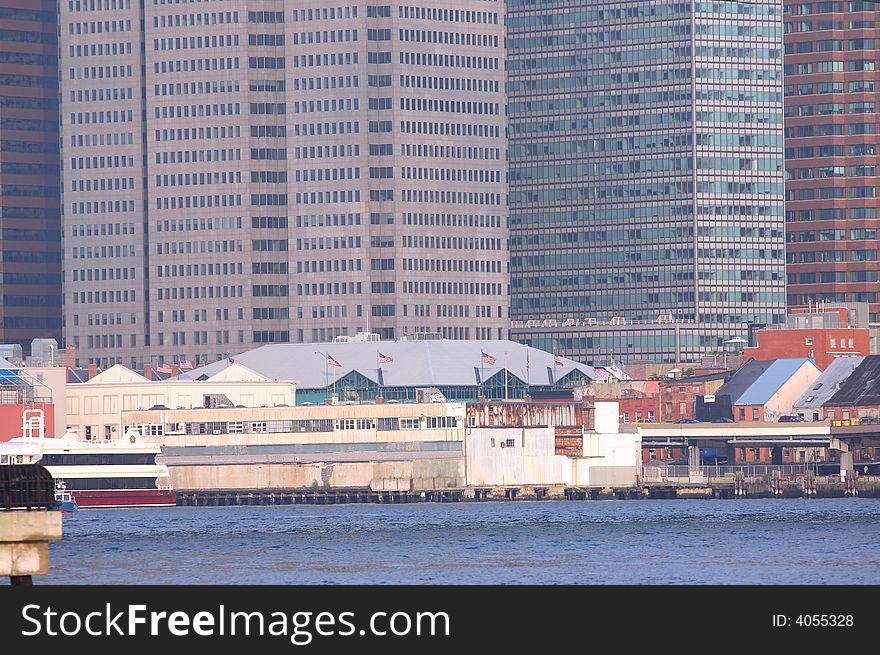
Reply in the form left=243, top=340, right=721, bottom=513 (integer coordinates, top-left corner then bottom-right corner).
left=6, top=428, right=176, bottom=509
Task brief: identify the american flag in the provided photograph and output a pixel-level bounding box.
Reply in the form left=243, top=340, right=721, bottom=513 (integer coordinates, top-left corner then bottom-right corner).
left=554, top=355, right=563, bottom=367
left=327, top=354, right=342, bottom=367
left=157, top=363, right=173, bottom=374
left=481, top=351, right=496, bottom=365
left=378, top=352, right=393, bottom=363
left=179, top=359, right=193, bottom=370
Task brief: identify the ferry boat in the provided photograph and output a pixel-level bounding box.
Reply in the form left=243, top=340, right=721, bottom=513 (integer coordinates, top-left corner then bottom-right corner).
left=5, top=428, right=176, bottom=509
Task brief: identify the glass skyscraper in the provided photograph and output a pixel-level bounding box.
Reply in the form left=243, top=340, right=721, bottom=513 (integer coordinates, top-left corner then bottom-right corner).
left=508, top=0, right=787, bottom=364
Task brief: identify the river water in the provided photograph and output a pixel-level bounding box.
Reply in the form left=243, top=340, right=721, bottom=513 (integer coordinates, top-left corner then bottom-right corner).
left=43, top=498, right=880, bottom=584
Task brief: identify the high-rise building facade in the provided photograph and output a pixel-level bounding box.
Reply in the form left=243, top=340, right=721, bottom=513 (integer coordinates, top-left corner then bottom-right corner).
left=783, top=0, right=880, bottom=323
left=0, top=1, right=62, bottom=347
left=60, top=0, right=507, bottom=368
left=508, top=0, right=787, bottom=364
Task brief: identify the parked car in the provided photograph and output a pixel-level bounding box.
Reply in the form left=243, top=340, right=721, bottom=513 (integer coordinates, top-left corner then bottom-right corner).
left=675, top=418, right=700, bottom=424
left=710, top=417, right=734, bottom=423
left=635, top=418, right=655, bottom=424
left=778, top=414, right=805, bottom=422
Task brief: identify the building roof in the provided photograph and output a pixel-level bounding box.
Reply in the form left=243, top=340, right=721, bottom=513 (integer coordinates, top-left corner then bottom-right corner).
left=794, top=356, right=865, bottom=410
left=85, top=363, right=149, bottom=384
left=717, top=358, right=816, bottom=406
left=825, top=355, right=880, bottom=407
left=178, top=340, right=598, bottom=388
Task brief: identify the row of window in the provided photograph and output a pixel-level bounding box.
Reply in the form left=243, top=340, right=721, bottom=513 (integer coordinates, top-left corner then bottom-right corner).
left=786, top=208, right=876, bottom=221
left=295, top=144, right=360, bottom=160
left=158, top=263, right=243, bottom=279
left=404, top=167, right=504, bottom=184
left=789, top=293, right=878, bottom=304
left=402, top=236, right=503, bottom=251
left=155, top=126, right=239, bottom=143
left=69, top=200, right=136, bottom=215
left=785, top=144, right=875, bottom=158
left=70, top=177, right=134, bottom=192
left=66, top=19, right=131, bottom=35
left=293, top=121, right=359, bottom=137
left=154, top=148, right=238, bottom=164
left=785, top=187, right=878, bottom=201
left=154, top=194, right=241, bottom=210
left=72, top=268, right=135, bottom=282
left=68, top=109, right=133, bottom=125
left=71, top=289, right=136, bottom=304
left=154, top=239, right=242, bottom=255
left=294, top=189, right=364, bottom=205
left=70, top=132, right=133, bottom=149
left=155, top=308, right=244, bottom=323
left=789, top=272, right=879, bottom=284
left=154, top=9, right=236, bottom=27
left=153, top=57, right=240, bottom=74
left=785, top=102, right=876, bottom=116
left=399, top=29, right=499, bottom=48
left=787, top=250, right=878, bottom=262
left=156, top=286, right=244, bottom=301
left=400, top=74, right=499, bottom=93
left=403, top=213, right=503, bottom=228
left=402, top=258, right=503, bottom=273
left=296, top=260, right=363, bottom=274
left=402, top=189, right=504, bottom=207
left=153, top=34, right=237, bottom=50
left=154, top=102, right=239, bottom=119
left=785, top=124, right=877, bottom=137
left=156, top=217, right=241, bottom=232
left=155, top=171, right=241, bottom=187
left=152, top=80, right=240, bottom=97
left=297, top=237, right=362, bottom=251
left=784, top=39, right=879, bottom=53
left=400, top=51, right=499, bottom=70
left=404, top=281, right=503, bottom=297
left=294, top=98, right=359, bottom=113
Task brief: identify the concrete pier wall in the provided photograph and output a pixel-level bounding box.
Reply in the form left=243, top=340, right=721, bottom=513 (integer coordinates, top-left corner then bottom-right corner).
left=166, top=458, right=465, bottom=492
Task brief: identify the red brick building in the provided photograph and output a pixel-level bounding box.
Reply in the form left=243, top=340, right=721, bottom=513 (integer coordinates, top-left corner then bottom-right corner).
left=743, top=325, right=869, bottom=370
left=783, top=1, right=880, bottom=318
left=660, top=372, right=728, bottom=423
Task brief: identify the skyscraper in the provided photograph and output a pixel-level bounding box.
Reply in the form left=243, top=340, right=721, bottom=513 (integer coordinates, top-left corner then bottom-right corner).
left=508, top=0, right=787, bottom=364
left=783, top=0, right=880, bottom=321
left=60, top=0, right=508, bottom=368
left=0, top=1, right=62, bottom=348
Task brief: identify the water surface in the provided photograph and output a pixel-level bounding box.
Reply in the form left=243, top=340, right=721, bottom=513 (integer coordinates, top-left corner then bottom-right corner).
left=44, top=499, right=880, bottom=584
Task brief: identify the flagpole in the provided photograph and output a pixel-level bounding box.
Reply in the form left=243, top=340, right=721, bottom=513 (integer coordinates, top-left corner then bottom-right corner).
left=504, top=351, right=508, bottom=401
left=480, top=348, right=484, bottom=396
left=526, top=349, right=531, bottom=388
left=377, top=349, right=381, bottom=399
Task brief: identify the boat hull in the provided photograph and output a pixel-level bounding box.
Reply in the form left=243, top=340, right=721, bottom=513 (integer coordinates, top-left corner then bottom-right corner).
left=71, top=489, right=177, bottom=509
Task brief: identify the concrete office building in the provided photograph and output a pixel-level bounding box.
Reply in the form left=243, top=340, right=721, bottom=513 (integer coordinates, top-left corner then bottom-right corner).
left=59, top=0, right=507, bottom=369
left=782, top=0, right=880, bottom=324
left=0, top=1, right=62, bottom=347
left=507, top=0, right=787, bottom=364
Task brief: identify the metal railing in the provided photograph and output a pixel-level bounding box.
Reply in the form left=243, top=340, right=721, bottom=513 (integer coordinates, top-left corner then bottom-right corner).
left=0, top=464, right=57, bottom=511
left=644, top=463, right=820, bottom=481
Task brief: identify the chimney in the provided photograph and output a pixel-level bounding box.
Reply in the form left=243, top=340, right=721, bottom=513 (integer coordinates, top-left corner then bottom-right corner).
left=143, top=363, right=152, bottom=380
left=87, top=363, right=98, bottom=380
